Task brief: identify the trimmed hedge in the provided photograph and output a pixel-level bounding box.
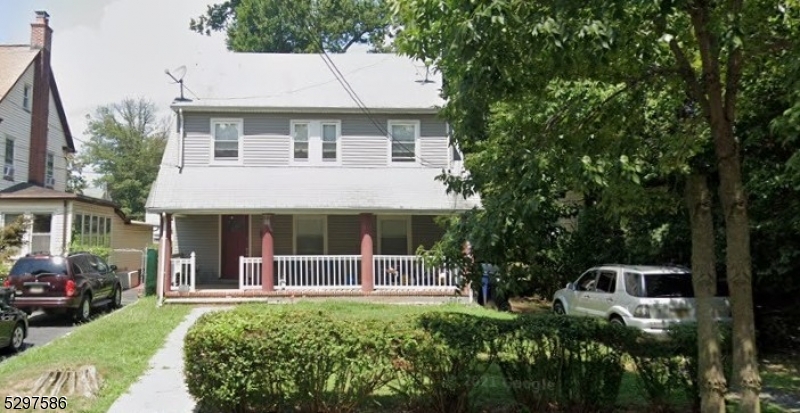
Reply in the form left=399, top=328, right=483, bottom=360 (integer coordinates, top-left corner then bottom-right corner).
left=184, top=308, right=399, bottom=413
left=185, top=307, right=720, bottom=413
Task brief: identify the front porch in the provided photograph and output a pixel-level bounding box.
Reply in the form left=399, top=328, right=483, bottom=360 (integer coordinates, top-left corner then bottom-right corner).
left=158, top=212, right=469, bottom=299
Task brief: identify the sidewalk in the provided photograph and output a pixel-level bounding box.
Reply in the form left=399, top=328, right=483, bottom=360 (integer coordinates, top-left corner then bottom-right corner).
left=107, top=306, right=221, bottom=413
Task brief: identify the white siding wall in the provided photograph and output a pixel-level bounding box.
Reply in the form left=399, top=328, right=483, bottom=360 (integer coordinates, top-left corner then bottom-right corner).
left=0, top=64, right=35, bottom=190
left=182, top=133, right=210, bottom=166
left=243, top=135, right=290, bottom=166
left=46, top=88, right=69, bottom=191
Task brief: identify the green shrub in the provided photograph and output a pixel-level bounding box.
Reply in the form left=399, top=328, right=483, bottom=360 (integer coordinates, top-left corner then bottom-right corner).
left=184, top=308, right=397, bottom=413
left=389, top=312, right=498, bottom=413
left=666, top=322, right=733, bottom=407
left=493, top=314, right=629, bottom=413
left=69, top=243, right=112, bottom=261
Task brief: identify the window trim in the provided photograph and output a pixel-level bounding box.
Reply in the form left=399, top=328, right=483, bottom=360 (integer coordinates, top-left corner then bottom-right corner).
left=292, top=215, right=328, bottom=255
left=209, top=118, right=244, bottom=165
left=376, top=215, right=412, bottom=255
left=387, top=120, right=421, bottom=165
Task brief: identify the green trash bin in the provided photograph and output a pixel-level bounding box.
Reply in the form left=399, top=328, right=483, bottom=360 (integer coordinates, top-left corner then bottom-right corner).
left=145, top=248, right=158, bottom=296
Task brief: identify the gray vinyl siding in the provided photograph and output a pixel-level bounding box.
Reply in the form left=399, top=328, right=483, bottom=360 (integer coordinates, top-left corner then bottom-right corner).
left=327, top=215, right=360, bottom=255
left=273, top=215, right=293, bottom=255
left=183, top=133, right=210, bottom=166
left=243, top=135, right=290, bottom=166
left=174, top=215, right=219, bottom=283
left=411, top=215, right=446, bottom=251
left=180, top=112, right=449, bottom=167
left=419, top=137, right=449, bottom=167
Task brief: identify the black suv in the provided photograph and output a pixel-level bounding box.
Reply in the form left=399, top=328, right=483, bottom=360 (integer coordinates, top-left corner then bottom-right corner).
left=3, top=252, right=123, bottom=322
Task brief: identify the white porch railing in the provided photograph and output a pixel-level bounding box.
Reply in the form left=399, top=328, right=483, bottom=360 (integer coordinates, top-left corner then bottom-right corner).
left=275, top=255, right=362, bottom=289
left=374, top=255, right=459, bottom=289
left=239, top=256, right=262, bottom=290
left=170, top=252, right=196, bottom=291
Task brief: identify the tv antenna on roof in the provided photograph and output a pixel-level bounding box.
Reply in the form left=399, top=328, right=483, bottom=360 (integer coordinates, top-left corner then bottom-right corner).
left=165, top=66, right=191, bottom=102
left=415, top=60, right=435, bottom=84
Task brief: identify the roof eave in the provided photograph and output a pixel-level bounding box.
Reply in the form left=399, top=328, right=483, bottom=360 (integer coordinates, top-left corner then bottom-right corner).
left=168, top=104, right=442, bottom=115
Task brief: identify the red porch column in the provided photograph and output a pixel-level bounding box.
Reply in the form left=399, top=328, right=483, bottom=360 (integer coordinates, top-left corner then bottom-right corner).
left=261, top=214, right=275, bottom=291
left=162, top=213, right=173, bottom=295
left=360, top=213, right=374, bottom=292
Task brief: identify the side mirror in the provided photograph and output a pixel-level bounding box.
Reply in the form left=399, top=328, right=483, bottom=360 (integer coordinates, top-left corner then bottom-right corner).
left=110, top=264, right=118, bottom=272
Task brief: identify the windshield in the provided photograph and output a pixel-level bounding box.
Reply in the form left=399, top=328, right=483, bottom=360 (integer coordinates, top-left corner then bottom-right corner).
left=9, top=257, right=68, bottom=277
left=625, top=271, right=695, bottom=298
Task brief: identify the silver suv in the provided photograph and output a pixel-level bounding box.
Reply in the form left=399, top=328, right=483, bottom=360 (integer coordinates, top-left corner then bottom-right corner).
left=552, top=265, right=731, bottom=334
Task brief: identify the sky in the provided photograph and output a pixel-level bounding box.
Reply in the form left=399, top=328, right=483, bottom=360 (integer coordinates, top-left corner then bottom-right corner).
left=0, top=0, right=229, bottom=153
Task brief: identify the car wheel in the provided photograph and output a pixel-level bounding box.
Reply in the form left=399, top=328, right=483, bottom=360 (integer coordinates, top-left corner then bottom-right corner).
left=553, top=301, right=566, bottom=315
left=9, top=323, right=25, bottom=352
left=74, top=294, right=92, bottom=322
left=110, top=285, right=122, bottom=310
left=609, top=316, right=625, bottom=327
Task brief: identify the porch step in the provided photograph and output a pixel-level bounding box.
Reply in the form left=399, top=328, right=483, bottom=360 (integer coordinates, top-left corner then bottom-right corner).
left=164, top=295, right=475, bottom=306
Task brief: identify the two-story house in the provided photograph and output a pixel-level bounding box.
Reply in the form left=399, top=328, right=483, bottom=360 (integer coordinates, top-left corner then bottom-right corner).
left=0, top=11, right=154, bottom=279
left=146, top=52, right=480, bottom=299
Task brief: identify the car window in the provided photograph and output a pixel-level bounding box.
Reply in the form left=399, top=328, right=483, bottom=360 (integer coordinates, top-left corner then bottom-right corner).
left=72, top=255, right=94, bottom=274
left=575, top=270, right=598, bottom=291
left=89, top=255, right=110, bottom=273
left=625, top=272, right=643, bottom=297
left=595, top=271, right=616, bottom=293
left=9, top=257, right=68, bottom=277
left=71, top=260, right=84, bottom=275
left=643, top=273, right=694, bottom=298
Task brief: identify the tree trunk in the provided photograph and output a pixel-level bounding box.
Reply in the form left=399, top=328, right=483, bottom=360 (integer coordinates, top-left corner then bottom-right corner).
left=686, top=173, right=727, bottom=413
left=716, top=126, right=761, bottom=412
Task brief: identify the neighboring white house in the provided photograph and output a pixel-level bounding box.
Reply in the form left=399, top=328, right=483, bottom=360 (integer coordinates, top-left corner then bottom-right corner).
left=0, top=11, right=155, bottom=276
left=146, top=52, right=480, bottom=298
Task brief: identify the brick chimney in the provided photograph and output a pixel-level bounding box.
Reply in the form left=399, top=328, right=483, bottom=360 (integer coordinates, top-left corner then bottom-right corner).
left=28, top=10, right=53, bottom=187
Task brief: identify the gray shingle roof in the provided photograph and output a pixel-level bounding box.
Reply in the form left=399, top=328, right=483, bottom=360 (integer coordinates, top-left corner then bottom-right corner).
left=0, top=46, right=38, bottom=102
left=171, top=53, right=444, bottom=111
left=146, top=133, right=479, bottom=213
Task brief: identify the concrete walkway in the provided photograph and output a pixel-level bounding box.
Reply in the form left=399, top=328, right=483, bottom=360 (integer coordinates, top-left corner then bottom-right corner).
left=107, top=307, right=223, bottom=413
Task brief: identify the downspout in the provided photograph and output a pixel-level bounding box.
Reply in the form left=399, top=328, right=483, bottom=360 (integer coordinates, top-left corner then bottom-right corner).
left=178, top=108, right=185, bottom=173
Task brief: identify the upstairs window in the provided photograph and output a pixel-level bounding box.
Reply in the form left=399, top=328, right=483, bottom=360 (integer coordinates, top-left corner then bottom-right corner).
left=292, top=122, right=309, bottom=160
left=321, top=123, right=338, bottom=161
left=45, top=152, right=55, bottom=188
left=3, top=138, right=14, bottom=181
left=23, top=84, right=31, bottom=111
left=291, top=120, right=340, bottom=164
left=388, top=120, right=419, bottom=163
left=211, top=119, right=242, bottom=163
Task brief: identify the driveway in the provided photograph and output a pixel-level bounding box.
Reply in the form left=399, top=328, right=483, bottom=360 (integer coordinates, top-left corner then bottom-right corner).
left=1, top=288, right=140, bottom=361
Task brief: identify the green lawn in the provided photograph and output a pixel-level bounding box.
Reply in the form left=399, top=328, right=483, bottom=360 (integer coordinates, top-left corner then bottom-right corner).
left=0, top=297, right=191, bottom=413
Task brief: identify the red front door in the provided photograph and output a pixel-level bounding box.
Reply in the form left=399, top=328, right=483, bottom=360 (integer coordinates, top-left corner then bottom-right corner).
left=221, top=215, right=249, bottom=279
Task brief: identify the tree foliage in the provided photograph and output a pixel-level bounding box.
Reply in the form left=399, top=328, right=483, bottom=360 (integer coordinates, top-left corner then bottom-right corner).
left=78, top=98, right=168, bottom=221
left=0, top=216, right=28, bottom=276
left=393, top=0, right=799, bottom=411
left=190, top=0, right=393, bottom=53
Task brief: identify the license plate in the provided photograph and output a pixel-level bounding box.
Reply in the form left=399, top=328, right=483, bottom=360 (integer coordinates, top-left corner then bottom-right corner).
left=29, top=286, right=44, bottom=294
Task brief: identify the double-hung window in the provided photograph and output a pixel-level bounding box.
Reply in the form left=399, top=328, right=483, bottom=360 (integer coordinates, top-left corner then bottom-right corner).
left=211, top=119, right=242, bottom=163
left=22, top=84, right=31, bottom=111
left=292, top=122, right=309, bottom=160
left=45, top=152, right=55, bottom=188
left=291, top=121, right=340, bottom=164
left=388, top=120, right=419, bottom=163
left=3, top=137, right=14, bottom=181
left=321, top=123, right=338, bottom=161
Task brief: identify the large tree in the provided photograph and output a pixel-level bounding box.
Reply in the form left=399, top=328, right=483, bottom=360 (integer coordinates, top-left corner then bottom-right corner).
left=79, top=98, right=168, bottom=221
left=190, top=0, right=392, bottom=53
left=392, top=1, right=799, bottom=412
